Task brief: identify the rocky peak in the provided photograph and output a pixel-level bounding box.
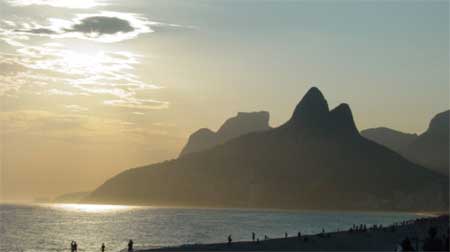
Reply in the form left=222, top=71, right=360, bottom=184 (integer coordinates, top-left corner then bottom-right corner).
left=427, top=110, right=449, bottom=136
left=288, top=87, right=329, bottom=128
left=329, top=103, right=359, bottom=136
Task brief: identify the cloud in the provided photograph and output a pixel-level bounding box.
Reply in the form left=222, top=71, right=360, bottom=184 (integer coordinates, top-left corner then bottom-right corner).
left=7, top=0, right=108, bottom=9
left=0, top=110, right=172, bottom=144
left=0, top=11, right=178, bottom=110
left=47, top=89, right=76, bottom=96
left=0, top=110, right=83, bottom=134
left=0, top=60, right=27, bottom=76
left=65, top=16, right=134, bottom=34
left=152, top=122, right=176, bottom=127
left=0, top=58, right=50, bottom=96
left=64, top=104, right=88, bottom=112
left=23, top=28, right=56, bottom=34
left=0, top=46, right=167, bottom=109
left=11, top=12, right=159, bottom=43
left=103, top=98, right=169, bottom=110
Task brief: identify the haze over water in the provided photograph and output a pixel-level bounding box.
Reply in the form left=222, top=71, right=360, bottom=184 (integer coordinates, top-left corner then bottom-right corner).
left=0, top=203, right=421, bottom=252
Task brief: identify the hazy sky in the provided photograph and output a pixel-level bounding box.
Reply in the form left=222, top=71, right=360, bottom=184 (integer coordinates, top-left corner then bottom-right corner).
left=1, top=0, right=448, bottom=201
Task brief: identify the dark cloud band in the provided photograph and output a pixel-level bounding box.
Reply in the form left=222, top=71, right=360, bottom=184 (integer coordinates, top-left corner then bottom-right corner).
left=64, top=16, right=135, bottom=35
left=6, top=11, right=157, bottom=43
left=18, top=16, right=136, bottom=36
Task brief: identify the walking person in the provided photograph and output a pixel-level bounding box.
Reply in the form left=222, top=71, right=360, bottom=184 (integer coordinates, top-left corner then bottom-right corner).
left=101, top=243, right=106, bottom=252
left=128, top=240, right=134, bottom=251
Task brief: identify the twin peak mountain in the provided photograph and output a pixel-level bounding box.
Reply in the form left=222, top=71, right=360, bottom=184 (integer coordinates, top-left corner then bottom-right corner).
left=181, top=87, right=358, bottom=156
left=85, top=87, right=448, bottom=211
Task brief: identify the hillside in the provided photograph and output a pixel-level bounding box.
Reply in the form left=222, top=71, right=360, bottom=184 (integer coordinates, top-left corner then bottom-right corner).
left=85, top=87, right=448, bottom=211
left=53, top=191, right=90, bottom=203
left=403, top=110, right=449, bottom=175
left=179, top=111, right=271, bottom=157
left=360, top=128, right=417, bottom=153
left=361, top=110, right=449, bottom=175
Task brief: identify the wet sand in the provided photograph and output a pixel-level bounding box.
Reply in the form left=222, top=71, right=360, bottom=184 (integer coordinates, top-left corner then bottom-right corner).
left=138, top=215, right=449, bottom=251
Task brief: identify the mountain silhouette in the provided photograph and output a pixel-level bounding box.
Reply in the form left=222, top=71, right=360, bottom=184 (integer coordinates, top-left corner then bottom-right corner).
left=361, top=110, right=449, bottom=175
left=179, top=111, right=270, bottom=157
left=403, top=110, right=449, bottom=175
left=85, top=87, right=448, bottom=211
left=53, top=191, right=90, bottom=203
left=361, top=128, right=418, bottom=153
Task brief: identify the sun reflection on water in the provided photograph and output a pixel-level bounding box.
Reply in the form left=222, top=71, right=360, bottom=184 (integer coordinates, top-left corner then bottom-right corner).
left=51, top=203, right=136, bottom=213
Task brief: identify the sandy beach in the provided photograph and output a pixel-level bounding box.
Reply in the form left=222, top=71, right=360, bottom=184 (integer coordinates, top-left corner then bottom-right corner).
left=138, top=215, right=449, bottom=251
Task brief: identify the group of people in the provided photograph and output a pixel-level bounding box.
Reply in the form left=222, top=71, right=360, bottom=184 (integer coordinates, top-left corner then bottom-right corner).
left=70, top=241, right=78, bottom=252
left=397, top=227, right=449, bottom=252
left=349, top=224, right=368, bottom=233
left=421, top=227, right=449, bottom=251
left=229, top=231, right=302, bottom=245
left=67, top=218, right=448, bottom=251
left=69, top=239, right=134, bottom=251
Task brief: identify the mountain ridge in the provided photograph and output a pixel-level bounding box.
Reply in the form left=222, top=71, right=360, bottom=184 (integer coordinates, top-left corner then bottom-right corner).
left=361, top=110, right=449, bottom=175
left=85, top=87, right=448, bottom=211
left=179, top=111, right=271, bottom=157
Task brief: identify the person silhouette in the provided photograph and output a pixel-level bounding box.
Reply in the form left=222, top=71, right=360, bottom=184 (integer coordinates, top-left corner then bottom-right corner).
left=298, top=231, right=301, bottom=238
left=320, top=228, right=325, bottom=237
left=71, top=241, right=75, bottom=252
left=423, top=227, right=442, bottom=251
left=74, top=241, right=78, bottom=251
left=400, top=237, right=414, bottom=251
left=227, top=235, right=232, bottom=245
left=252, top=232, right=255, bottom=242
left=101, top=243, right=106, bottom=252
left=285, top=232, right=288, bottom=238
left=128, top=240, right=134, bottom=251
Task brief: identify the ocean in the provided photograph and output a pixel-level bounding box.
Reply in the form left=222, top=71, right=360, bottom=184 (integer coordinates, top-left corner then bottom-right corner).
left=0, top=203, right=420, bottom=252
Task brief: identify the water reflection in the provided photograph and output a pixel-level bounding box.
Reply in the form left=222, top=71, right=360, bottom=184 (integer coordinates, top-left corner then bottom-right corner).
left=1, top=204, right=420, bottom=252
left=50, top=203, right=136, bottom=213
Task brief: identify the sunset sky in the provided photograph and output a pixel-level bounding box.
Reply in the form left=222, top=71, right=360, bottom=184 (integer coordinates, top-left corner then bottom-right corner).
left=1, top=0, right=448, bottom=201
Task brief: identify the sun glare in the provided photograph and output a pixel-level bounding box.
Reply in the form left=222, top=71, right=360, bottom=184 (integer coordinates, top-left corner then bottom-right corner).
left=51, top=203, right=135, bottom=213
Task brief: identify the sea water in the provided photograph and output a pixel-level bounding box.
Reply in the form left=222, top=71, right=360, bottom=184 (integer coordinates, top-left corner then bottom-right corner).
left=0, top=203, right=420, bottom=252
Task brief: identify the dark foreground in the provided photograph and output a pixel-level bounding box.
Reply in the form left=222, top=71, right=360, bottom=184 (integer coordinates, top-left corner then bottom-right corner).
left=139, top=215, right=449, bottom=251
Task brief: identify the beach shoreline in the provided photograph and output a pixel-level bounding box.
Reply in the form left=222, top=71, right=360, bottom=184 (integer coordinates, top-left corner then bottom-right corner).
left=137, top=215, right=449, bottom=251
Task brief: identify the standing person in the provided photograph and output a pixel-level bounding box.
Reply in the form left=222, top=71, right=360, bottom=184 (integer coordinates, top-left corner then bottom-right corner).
left=298, top=232, right=301, bottom=238
left=252, top=232, right=255, bottom=242
left=128, top=239, right=134, bottom=251
left=285, top=232, right=288, bottom=239
left=400, top=237, right=415, bottom=251
left=227, top=235, right=232, bottom=245
left=101, top=243, right=105, bottom=252
left=74, top=241, right=78, bottom=252
left=71, top=241, right=75, bottom=252
left=423, top=227, right=442, bottom=251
